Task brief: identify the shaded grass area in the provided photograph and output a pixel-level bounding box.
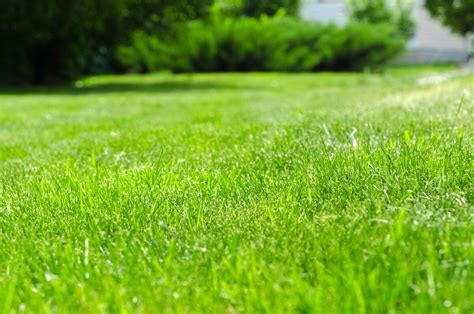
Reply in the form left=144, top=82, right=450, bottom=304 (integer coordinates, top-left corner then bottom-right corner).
left=0, top=66, right=473, bottom=312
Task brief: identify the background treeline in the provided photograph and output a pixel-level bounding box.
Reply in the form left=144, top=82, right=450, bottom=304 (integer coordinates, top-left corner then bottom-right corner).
left=1, top=0, right=466, bottom=84
left=0, top=0, right=214, bottom=83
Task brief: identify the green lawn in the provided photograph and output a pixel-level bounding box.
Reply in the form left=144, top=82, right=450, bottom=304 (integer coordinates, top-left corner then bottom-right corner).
left=0, top=66, right=472, bottom=313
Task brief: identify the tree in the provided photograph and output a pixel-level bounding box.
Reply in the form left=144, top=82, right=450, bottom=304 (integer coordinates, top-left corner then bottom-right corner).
left=425, top=0, right=474, bottom=35
left=240, top=0, right=301, bottom=17
left=0, top=0, right=213, bottom=84
left=212, top=0, right=300, bottom=18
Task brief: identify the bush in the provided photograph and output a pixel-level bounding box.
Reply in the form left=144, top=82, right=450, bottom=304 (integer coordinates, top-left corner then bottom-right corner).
left=117, top=17, right=406, bottom=73
left=0, top=0, right=213, bottom=84
left=348, top=0, right=415, bottom=39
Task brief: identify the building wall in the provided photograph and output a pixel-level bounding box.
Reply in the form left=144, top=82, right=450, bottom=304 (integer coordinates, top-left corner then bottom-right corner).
left=299, top=0, right=347, bottom=25
left=409, top=5, right=468, bottom=50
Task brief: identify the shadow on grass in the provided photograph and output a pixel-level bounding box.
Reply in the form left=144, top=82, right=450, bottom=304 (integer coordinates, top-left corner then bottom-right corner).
left=0, top=80, right=250, bottom=96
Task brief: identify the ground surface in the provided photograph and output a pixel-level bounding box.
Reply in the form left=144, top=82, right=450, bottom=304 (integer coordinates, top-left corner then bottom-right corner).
left=0, top=66, right=473, bottom=313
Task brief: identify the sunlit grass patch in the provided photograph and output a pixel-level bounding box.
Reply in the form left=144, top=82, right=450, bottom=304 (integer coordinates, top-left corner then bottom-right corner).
left=0, top=66, right=472, bottom=312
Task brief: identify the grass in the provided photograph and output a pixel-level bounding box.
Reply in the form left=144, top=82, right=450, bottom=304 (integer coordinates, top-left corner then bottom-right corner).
left=0, top=66, right=472, bottom=313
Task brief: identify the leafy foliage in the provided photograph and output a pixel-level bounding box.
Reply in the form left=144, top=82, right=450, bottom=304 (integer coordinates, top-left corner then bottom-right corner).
left=425, top=0, right=474, bottom=35
left=118, top=17, right=405, bottom=73
left=212, top=0, right=300, bottom=17
left=240, top=0, right=301, bottom=17
left=348, top=0, right=416, bottom=39
left=0, top=0, right=213, bottom=83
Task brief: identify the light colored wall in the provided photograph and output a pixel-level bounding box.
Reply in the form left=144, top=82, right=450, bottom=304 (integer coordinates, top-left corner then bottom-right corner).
left=299, top=0, right=347, bottom=25
left=409, top=5, right=468, bottom=50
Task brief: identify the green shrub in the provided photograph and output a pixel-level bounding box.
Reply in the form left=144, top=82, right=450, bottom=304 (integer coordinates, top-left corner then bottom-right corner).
left=319, top=22, right=407, bottom=70
left=117, top=17, right=406, bottom=73
left=348, top=0, right=415, bottom=39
